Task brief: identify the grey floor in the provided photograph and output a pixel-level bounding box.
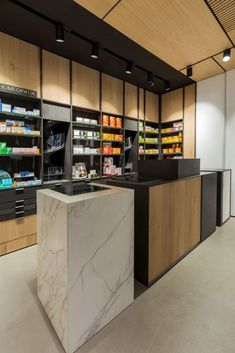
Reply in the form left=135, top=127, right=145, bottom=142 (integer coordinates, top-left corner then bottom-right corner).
left=1, top=219, right=235, bottom=353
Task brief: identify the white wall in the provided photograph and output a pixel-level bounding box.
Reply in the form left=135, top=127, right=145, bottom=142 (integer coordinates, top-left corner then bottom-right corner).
left=196, top=74, right=226, bottom=169
left=225, top=69, right=235, bottom=215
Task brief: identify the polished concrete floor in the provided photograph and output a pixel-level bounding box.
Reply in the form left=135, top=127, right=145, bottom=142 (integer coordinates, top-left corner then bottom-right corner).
left=1, top=219, right=235, bottom=353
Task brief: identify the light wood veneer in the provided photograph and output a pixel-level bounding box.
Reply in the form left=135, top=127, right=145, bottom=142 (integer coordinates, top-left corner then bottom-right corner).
left=161, top=88, right=183, bottom=123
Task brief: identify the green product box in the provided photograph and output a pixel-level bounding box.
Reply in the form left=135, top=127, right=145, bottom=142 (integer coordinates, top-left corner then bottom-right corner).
left=0, top=142, right=7, bottom=149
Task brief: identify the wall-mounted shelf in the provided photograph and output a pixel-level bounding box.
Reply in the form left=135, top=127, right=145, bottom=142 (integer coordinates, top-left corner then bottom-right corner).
left=0, top=111, right=41, bottom=119
left=0, top=132, right=41, bottom=138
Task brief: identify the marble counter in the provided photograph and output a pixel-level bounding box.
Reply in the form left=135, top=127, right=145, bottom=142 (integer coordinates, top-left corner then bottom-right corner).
left=37, top=184, right=134, bottom=353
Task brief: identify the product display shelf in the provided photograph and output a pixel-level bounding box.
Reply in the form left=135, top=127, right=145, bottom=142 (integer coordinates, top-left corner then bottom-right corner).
left=138, top=120, right=159, bottom=160
left=0, top=92, right=43, bottom=190
left=0, top=132, right=41, bottom=138
left=44, top=144, right=65, bottom=155
left=101, top=139, right=124, bottom=143
left=73, top=137, right=101, bottom=141
left=73, top=122, right=101, bottom=128
left=0, top=111, right=41, bottom=119
left=161, top=119, right=183, bottom=160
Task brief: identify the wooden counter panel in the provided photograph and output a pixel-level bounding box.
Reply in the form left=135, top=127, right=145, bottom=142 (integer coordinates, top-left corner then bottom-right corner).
left=0, top=215, right=37, bottom=256
left=148, top=177, right=201, bottom=283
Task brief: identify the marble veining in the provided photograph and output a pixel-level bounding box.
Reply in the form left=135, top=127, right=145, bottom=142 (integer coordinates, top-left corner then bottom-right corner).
left=37, top=185, right=134, bottom=353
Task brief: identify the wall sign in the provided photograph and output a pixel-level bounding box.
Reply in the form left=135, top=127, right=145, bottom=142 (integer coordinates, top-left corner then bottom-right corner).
left=0, top=83, right=37, bottom=97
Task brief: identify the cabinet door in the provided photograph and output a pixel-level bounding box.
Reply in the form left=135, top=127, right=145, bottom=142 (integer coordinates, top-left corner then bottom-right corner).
left=72, top=62, right=100, bottom=110
left=125, top=82, right=138, bottom=119
left=145, top=91, right=159, bottom=122
left=0, top=32, right=40, bottom=97
left=139, top=88, right=145, bottom=120
left=161, top=88, right=183, bottom=122
left=184, top=84, right=196, bottom=158
left=101, top=74, right=123, bottom=115
left=42, top=50, right=70, bottom=105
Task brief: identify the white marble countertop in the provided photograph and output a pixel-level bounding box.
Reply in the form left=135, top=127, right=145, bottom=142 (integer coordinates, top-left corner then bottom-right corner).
left=37, top=183, right=130, bottom=205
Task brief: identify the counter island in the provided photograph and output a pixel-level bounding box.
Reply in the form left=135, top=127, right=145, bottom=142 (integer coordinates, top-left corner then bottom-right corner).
left=37, top=183, right=134, bottom=353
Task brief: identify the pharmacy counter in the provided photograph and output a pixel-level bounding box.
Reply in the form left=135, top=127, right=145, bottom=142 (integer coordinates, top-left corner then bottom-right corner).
left=37, top=182, right=134, bottom=353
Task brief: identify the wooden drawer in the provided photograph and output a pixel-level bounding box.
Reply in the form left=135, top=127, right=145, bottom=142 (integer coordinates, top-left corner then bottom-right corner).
left=0, top=214, right=37, bottom=245
left=0, top=233, right=36, bottom=256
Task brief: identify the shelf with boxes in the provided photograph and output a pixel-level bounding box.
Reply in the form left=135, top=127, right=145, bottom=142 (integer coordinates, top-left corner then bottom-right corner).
left=0, top=92, right=42, bottom=190
left=138, top=120, right=159, bottom=158
left=72, top=107, right=101, bottom=180
left=161, top=120, right=183, bottom=159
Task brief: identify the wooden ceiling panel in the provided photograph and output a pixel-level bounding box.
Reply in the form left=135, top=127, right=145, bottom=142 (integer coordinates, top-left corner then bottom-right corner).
left=213, top=48, right=235, bottom=71
left=73, top=0, right=119, bottom=19
left=228, top=29, right=235, bottom=45
left=181, top=58, right=224, bottom=82
left=104, top=0, right=230, bottom=70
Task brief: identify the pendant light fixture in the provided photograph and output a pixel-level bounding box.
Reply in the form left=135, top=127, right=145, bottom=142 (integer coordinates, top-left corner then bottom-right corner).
left=223, top=48, right=231, bottom=62
left=55, top=23, right=64, bottom=43
left=187, top=66, right=193, bottom=77
left=91, top=43, right=99, bottom=59
left=125, top=61, right=133, bottom=75
left=147, top=72, right=154, bottom=87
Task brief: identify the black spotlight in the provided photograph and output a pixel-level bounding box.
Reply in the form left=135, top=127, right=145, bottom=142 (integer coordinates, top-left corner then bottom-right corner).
left=187, top=66, right=193, bottom=77
left=91, top=43, right=99, bottom=59
left=165, top=81, right=170, bottom=91
left=125, top=61, right=133, bottom=74
left=223, top=48, right=231, bottom=62
left=55, top=23, right=64, bottom=43
left=147, top=72, right=154, bottom=87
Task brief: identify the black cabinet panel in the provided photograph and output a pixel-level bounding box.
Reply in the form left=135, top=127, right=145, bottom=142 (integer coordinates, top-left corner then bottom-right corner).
left=201, top=173, right=217, bottom=241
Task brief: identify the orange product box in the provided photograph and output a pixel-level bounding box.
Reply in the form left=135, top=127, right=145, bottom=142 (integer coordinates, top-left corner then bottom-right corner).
left=112, top=147, right=121, bottom=154
left=102, top=114, right=109, bottom=126
left=102, top=147, right=112, bottom=154
left=116, top=117, right=122, bottom=128
left=109, top=116, right=116, bottom=127
left=169, top=148, right=175, bottom=153
left=102, top=133, right=114, bottom=140
left=175, top=147, right=182, bottom=153
left=163, top=148, right=169, bottom=153
left=114, top=134, right=123, bottom=141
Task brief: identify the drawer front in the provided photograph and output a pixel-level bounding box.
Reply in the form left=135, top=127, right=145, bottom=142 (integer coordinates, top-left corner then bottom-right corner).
left=0, top=190, right=15, bottom=203
left=0, top=201, right=14, bottom=210
left=0, top=214, right=37, bottom=244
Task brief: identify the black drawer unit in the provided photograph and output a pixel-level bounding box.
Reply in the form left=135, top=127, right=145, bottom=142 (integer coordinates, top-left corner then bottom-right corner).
left=0, top=186, right=42, bottom=222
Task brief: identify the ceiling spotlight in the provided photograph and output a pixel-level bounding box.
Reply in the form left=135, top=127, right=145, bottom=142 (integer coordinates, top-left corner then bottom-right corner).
left=187, top=66, right=193, bottom=77
left=125, top=61, right=133, bottom=75
left=165, top=81, right=170, bottom=91
left=147, top=72, right=154, bottom=87
left=91, top=43, right=99, bottom=59
left=55, top=23, right=64, bottom=43
left=223, top=48, right=231, bottom=62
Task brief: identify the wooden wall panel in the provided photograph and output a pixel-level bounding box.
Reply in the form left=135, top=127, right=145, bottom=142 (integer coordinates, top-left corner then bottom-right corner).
left=0, top=32, right=41, bottom=97
left=148, top=177, right=201, bottom=282
left=124, top=82, right=138, bottom=119
left=42, top=50, right=70, bottom=105
left=161, top=88, right=183, bottom=122
left=184, top=84, right=196, bottom=158
left=145, top=91, right=159, bottom=123
left=101, top=73, right=123, bottom=115
left=72, top=62, right=100, bottom=110
left=139, top=88, right=144, bottom=120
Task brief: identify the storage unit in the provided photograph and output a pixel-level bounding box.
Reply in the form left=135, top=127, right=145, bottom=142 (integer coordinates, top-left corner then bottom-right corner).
left=201, top=172, right=217, bottom=241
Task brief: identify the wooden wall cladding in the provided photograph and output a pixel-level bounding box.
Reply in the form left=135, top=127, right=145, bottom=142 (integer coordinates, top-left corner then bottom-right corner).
left=0, top=215, right=37, bottom=256
left=148, top=177, right=201, bottom=282
left=139, top=88, right=144, bottom=120
left=145, top=90, right=159, bottom=122
left=72, top=62, right=100, bottom=110
left=184, top=84, right=196, bottom=158
left=42, top=50, right=70, bottom=105
left=124, top=82, right=138, bottom=119
left=161, top=87, right=183, bottom=122
left=0, top=32, right=41, bottom=97
left=101, top=73, right=123, bottom=115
